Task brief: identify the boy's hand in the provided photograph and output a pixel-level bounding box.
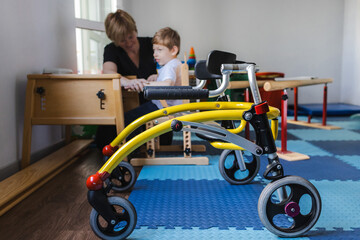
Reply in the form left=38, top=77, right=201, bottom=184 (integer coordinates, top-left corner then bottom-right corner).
left=147, top=74, right=158, bottom=82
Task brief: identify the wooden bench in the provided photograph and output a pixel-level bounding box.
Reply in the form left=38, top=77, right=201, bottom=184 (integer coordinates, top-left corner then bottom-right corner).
left=0, top=139, right=92, bottom=216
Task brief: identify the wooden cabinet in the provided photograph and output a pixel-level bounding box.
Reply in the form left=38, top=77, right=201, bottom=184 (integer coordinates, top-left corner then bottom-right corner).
left=22, top=74, right=128, bottom=168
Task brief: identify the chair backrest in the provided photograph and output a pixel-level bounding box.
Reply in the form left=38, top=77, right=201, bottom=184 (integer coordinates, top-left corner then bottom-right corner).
left=194, top=60, right=221, bottom=80
left=206, top=50, right=237, bottom=75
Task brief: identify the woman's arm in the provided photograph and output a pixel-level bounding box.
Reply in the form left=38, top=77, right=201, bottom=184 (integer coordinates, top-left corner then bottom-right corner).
left=103, top=61, right=118, bottom=74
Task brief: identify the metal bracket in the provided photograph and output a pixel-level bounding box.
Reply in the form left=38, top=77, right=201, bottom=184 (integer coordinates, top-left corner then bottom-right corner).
left=174, top=120, right=263, bottom=156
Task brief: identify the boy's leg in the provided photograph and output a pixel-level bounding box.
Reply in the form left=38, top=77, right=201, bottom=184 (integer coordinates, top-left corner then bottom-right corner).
left=124, top=101, right=159, bottom=126
left=95, top=101, right=159, bottom=149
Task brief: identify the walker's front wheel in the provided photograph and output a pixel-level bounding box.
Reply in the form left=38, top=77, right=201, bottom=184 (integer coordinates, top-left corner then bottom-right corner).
left=90, top=197, right=137, bottom=240
left=258, top=175, right=321, bottom=237
left=219, top=149, right=260, bottom=185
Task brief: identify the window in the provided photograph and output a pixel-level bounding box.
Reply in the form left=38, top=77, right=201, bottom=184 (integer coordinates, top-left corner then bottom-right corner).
left=74, top=0, right=119, bottom=74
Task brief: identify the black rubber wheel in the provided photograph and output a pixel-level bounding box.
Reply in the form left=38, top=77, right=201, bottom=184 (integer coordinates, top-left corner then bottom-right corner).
left=219, top=149, right=260, bottom=185
left=105, top=161, right=136, bottom=192
left=258, top=175, right=321, bottom=237
left=90, top=196, right=137, bottom=240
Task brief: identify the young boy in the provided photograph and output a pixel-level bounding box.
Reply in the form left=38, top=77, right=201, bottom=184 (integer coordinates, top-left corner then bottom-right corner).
left=119, top=27, right=181, bottom=143
left=146, top=27, right=182, bottom=109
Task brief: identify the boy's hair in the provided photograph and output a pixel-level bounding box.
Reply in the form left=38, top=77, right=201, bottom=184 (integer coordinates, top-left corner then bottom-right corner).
left=105, top=9, right=137, bottom=44
left=152, top=27, right=180, bottom=55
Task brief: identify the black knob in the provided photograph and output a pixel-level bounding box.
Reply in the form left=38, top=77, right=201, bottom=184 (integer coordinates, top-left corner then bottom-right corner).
left=96, top=90, right=105, bottom=99
left=147, top=148, right=154, bottom=156
left=36, top=87, right=45, bottom=95
left=184, top=148, right=191, bottom=156
left=281, top=94, right=288, bottom=101
left=171, top=120, right=183, bottom=132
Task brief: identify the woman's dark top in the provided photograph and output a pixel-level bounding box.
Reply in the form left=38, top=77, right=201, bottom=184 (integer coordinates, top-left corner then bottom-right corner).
left=103, top=37, right=157, bottom=79
left=96, top=37, right=158, bottom=149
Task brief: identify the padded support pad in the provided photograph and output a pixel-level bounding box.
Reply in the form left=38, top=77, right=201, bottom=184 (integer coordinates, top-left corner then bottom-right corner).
left=144, top=86, right=209, bottom=100
left=194, top=60, right=222, bottom=80
left=206, top=50, right=237, bottom=75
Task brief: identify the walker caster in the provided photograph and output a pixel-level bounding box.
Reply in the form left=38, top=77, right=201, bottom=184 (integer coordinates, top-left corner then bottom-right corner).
left=90, top=196, right=137, bottom=240
left=105, top=161, right=136, bottom=192
left=219, top=149, right=260, bottom=185
left=258, top=175, right=321, bottom=237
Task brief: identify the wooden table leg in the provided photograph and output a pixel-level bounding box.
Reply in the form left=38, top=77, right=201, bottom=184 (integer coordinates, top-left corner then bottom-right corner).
left=21, top=79, right=36, bottom=169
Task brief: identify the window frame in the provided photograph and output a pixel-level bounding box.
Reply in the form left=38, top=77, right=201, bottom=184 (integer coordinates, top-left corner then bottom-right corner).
left=74, top=0, right=122, bottom=74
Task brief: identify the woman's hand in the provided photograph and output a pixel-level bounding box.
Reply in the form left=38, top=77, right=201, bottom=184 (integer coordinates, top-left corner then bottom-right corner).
left=122, top=78, right=147, bottom=92
left=147, top=74, right=158, bottom=82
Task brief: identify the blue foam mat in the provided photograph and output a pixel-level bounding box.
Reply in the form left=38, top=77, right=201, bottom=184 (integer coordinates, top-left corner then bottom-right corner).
left=131, top=227, right=311, bottom=240
left=128, top=116, right=360, bottom=239
left=275, top=140, right=332, bottom=156
left=287, top=129, right=360, bottom=141
left=259, top=155, right=360, bottom=181
left=129, top=179, right=264, bottom=230
left=312, top=180, right=360, bottom=230
left=129, top=179, right=360, bottom=238
left=336, top=155, right=360, bottom=170
left=308, top=140, right=360, bottom=155
left=130, top=227, right=360, bottom=240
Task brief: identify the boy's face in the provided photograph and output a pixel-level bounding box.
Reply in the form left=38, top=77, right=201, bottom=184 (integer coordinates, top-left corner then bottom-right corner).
left=153, top=44, right=178, bottom=66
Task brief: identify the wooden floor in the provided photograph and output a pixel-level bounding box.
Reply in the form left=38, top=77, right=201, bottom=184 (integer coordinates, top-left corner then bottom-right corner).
left=0, top=148, right=141, bottom=240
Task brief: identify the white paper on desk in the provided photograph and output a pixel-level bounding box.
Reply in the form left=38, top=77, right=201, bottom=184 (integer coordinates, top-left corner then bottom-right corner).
left=274, top=76, right=318, bottom=81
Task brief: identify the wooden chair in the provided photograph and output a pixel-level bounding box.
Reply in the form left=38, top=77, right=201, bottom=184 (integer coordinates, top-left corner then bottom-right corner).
left=131, top=62, right=208, bottom=166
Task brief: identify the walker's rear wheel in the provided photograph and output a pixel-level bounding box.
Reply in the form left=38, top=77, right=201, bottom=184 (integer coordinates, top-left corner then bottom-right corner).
left=258, top=175, right=321, bottom=237
left=219, top=149, right=260, bottom=185
left=90, top=197, right=137, bottom=240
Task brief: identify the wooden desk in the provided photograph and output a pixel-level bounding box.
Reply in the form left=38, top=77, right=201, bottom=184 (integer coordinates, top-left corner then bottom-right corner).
left=264, top=78, right=337, bottom=161
left=22, top=74, right=128, bottom=168
left=1, top=74, right=135, bottom=216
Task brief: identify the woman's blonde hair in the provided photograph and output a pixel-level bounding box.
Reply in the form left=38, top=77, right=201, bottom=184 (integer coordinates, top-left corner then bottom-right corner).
left=105, top=9, right=137, bottom=44
left=152, top=27, right=180, bottom=55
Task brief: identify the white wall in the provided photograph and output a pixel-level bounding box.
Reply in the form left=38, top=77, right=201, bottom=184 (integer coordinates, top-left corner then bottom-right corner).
left=341, top=0, right=360, bottom=106
left=0, top=0, right=77, bottom=179
left=125, top=0, right=345, bottom=104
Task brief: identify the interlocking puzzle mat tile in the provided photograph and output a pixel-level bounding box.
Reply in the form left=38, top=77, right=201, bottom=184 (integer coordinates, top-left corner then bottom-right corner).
left=287, top=129, right=360, bottom=141
left=131, top=227, right=310, bottom=240
left=131, top=227, right=360, bottom=240
left=312, top=180, right=360, bottom=231
left=137, top=154, right=224, bottom=181
left=275, top=140, right=332, bottom=156
left=327, top=120, right=360, bottom=130
left=259, top=155, right=360, bottom=181
left=277, top=130, right=302, bottom=140
left=336, top=155, right=360, bottom=170
left=308, top=140, right=360, bottom=155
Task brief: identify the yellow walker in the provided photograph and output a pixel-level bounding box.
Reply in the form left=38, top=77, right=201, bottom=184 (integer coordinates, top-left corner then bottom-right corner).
left=86, top=50, right=321, bottom=239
